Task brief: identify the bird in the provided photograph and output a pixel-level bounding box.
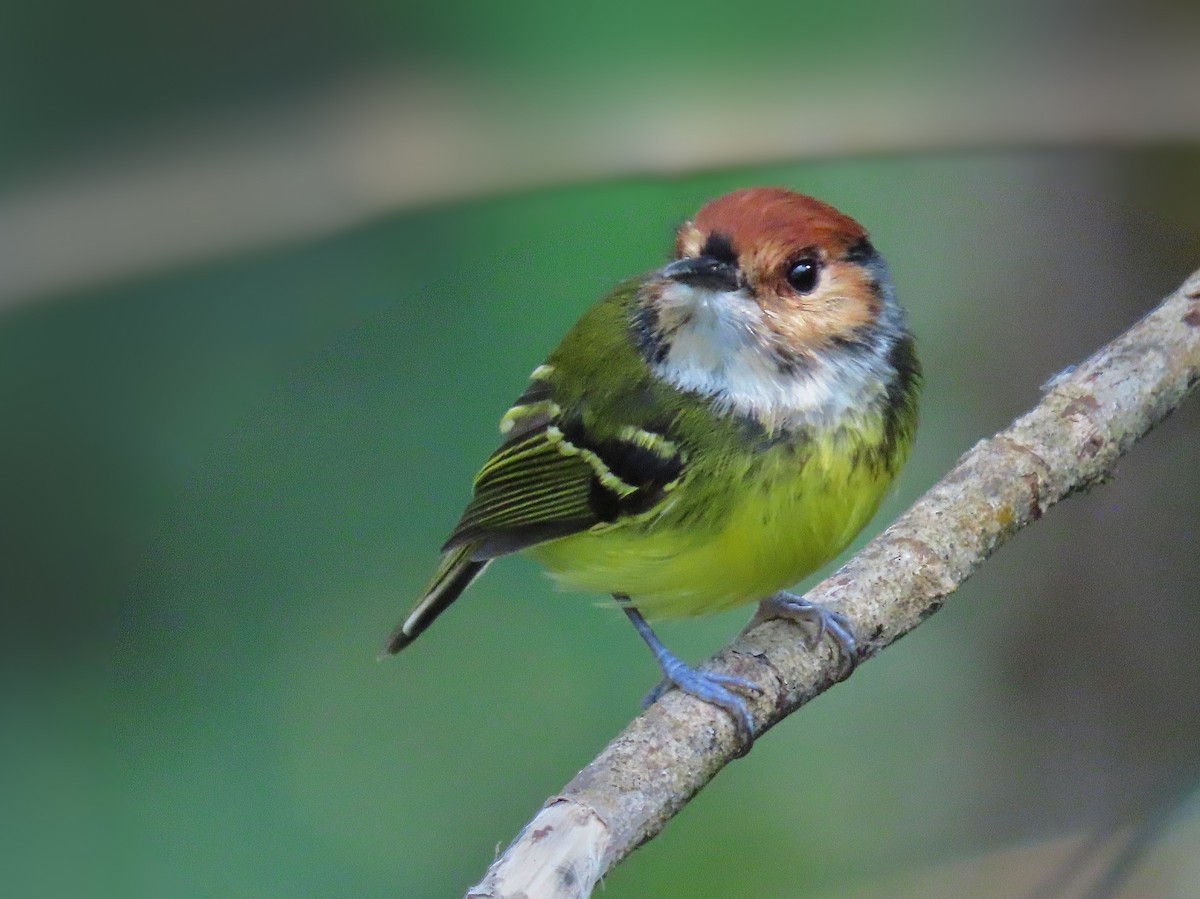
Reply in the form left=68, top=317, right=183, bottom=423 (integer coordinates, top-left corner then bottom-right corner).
left=383, top=187, right=921, bottom=739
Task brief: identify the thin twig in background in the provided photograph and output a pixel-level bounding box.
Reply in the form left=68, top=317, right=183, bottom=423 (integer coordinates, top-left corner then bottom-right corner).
left=1023, top=775, right=1199, bottom=899
left=465, top=269, right=1200, bottom=898
left=1023, top=827, right=1118, bottom=899
left=1077, top=777, right=1200, bottom=899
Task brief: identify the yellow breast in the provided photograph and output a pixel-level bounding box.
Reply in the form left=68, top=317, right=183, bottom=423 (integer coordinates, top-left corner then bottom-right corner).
left=526, top=427, right=901, bottom=617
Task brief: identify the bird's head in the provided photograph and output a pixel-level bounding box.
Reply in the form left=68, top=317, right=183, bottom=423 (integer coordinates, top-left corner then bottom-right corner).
left=637, top=187, right=906, bottom=428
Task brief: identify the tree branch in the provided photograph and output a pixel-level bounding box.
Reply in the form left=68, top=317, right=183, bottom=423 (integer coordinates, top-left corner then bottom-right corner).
left=465, top=268, right=1200, bottom=899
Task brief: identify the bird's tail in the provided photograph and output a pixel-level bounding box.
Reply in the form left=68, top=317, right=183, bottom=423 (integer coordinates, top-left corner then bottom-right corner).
left=382, top=545, right=490, bottom=655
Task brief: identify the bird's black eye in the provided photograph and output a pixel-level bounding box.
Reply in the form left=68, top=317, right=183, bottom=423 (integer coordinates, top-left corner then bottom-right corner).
left=786, top=258, right=820, bottom=294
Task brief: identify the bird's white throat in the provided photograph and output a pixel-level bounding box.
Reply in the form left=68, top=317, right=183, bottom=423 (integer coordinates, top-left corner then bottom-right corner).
left=650, top=282, right=896, bottom=433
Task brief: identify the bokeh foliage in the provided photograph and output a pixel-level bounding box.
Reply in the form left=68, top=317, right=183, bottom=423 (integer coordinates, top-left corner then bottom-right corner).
left=2, top=0, right=1199, bottom=896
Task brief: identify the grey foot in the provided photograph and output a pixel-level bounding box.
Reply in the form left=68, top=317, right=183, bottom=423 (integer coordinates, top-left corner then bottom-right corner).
left=641, top=661, right=762, bottom=738
left=621, top=602, right=761, bottom=743
left=760, top=591, right=858, bottom=679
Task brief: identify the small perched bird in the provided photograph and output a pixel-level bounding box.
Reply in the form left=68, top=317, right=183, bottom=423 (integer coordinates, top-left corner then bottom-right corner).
left=385, top=187, right=920, bottom=737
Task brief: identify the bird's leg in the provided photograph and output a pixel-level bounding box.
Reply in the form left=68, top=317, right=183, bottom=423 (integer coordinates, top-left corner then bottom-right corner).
left=617, top=596, right=761, bottom=740
left=758, top=591, right=858, bottom=679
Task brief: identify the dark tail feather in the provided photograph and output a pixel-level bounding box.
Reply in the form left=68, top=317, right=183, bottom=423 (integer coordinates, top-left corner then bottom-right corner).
left=381, top=545, right=489, bottom=656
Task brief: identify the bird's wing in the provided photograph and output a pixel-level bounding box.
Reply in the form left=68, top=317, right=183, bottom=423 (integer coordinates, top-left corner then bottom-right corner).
left=443, top=384, right=686, bottom=560
left=386, top=390, right=684, bottom=653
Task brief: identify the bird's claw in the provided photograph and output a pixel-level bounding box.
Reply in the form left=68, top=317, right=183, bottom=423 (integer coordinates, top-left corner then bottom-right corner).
left=760, top=591, right=858, bottom=680
left=643, top=658, right=762, bottom=744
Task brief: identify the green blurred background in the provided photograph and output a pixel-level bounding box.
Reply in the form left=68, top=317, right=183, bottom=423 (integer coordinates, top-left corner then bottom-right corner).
left=2, top=1, right=1199, bottom=897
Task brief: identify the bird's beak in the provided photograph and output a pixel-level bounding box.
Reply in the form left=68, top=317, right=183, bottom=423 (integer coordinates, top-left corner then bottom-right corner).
left=661, top=255, right=741, bottom=292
